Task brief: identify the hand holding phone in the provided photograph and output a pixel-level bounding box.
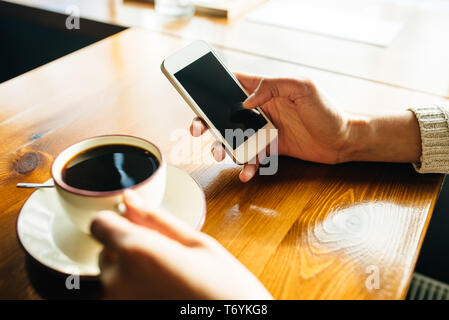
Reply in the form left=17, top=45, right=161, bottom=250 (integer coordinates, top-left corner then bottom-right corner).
left=189, top=73, right=275, bottom=182
left=190, top=72, right=427, bottom=186
left=161, top=41, right=278, bottom=168
left=162, top=41, right=353, bottom=182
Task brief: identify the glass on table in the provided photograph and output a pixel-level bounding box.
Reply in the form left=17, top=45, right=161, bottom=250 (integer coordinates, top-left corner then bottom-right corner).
left=155, top=0, right=195, bottom=19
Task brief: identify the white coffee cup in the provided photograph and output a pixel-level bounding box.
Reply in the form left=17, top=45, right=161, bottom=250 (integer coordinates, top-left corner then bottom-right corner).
left=51, top=135, right=167, bottom=234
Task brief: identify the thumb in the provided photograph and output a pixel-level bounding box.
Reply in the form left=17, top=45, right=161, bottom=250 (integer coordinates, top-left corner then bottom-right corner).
left=123, top=190, right=201, bottom=247
left=243, top=78, right=312, bottom=109
left=242, top=78, right=278, bottom=109
left=234, top=72, right=262, bottom=94
left=90, top=210, right=136, bottom=252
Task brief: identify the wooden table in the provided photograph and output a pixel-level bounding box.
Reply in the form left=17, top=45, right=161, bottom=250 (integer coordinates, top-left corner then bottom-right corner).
left=1, top=2, right=449, bottom=300
left=9, top=0, right=449, bottom=98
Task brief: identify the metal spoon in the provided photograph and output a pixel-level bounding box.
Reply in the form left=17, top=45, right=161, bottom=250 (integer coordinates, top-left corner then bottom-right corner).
left=17, top=181, right=55, bottom=188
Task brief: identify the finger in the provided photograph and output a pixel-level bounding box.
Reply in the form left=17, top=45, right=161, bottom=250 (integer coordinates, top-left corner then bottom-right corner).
left=98, top=249, right=120, bottom=292
left=242, top=78, right=276, bottom=109
left=211, top=141, right=226, bottom=162
left=239, top=163, right=259, bottom=182
left=234, top=72, right=262, bottom=94
left=101, top=248, right=118, bottom=263
left=90, top=211, right=136, bottom=252
left=99, top=249, right=116, bottom=271
left=123, top=190, right=201, bottom=247
left=239, top=149, right=268, bottom=182
left=189, top=117, right=208, bottom=137
left=93, top=209, right=181, bottom=272
left=243, top=78, right=311, bottom=109
left=239, top=160, right=260, bottom=183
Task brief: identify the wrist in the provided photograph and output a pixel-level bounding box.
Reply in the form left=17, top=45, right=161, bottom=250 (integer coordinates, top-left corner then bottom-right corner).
left=339, top=111, right=422, bottom=163
left=338, top=114, right=371, bottom=163
left=338, top=115, right=371, bottom=163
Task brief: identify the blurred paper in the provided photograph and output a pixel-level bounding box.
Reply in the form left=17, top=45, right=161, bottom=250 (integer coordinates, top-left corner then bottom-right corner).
left=246, top=0, right=403, bottom=47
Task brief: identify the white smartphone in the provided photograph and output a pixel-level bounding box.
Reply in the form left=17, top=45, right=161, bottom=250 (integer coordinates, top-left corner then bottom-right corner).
left=161, top=40, right=277, bottom=165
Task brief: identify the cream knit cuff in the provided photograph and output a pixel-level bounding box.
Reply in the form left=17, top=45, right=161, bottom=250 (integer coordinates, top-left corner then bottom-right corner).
left=408, top=104, right=449, bottom=174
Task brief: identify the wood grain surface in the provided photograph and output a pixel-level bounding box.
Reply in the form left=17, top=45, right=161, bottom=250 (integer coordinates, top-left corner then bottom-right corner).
left=0, top=27, right=446, bottom=299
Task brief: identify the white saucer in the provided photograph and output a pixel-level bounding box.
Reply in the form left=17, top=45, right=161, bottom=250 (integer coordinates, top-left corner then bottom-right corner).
left=17, top=165, right=206, bottom=277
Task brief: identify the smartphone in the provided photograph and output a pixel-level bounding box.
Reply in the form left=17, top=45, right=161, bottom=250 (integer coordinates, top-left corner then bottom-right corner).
left=161, top=40, right=277, bottom=164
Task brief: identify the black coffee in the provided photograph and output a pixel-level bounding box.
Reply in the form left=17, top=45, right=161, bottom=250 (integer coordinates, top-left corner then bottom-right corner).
left=62, top=144, right=159, bottom=192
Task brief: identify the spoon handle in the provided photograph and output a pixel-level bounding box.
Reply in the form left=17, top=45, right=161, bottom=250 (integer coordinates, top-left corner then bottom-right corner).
left=17, top=181, right=55, bottom=188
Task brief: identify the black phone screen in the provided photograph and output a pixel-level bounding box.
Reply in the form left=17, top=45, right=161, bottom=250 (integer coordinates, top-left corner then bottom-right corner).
left=174, top=52, right=267, bottom=149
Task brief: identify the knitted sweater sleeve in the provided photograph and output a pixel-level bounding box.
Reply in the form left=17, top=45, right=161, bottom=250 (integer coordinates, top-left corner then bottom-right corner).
left=409, top=104, right=449, bottom=174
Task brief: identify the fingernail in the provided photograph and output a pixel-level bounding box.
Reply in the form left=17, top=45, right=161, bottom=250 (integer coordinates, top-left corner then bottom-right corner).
left=243, top=93, right=255, bottom=107
left=239, top=170, right=248, bottom=182
left=240, top=166, right=257, bottom=182
left=192, top=120, right=201, bottom=136
left=211, top=148, right=219, bottom=161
